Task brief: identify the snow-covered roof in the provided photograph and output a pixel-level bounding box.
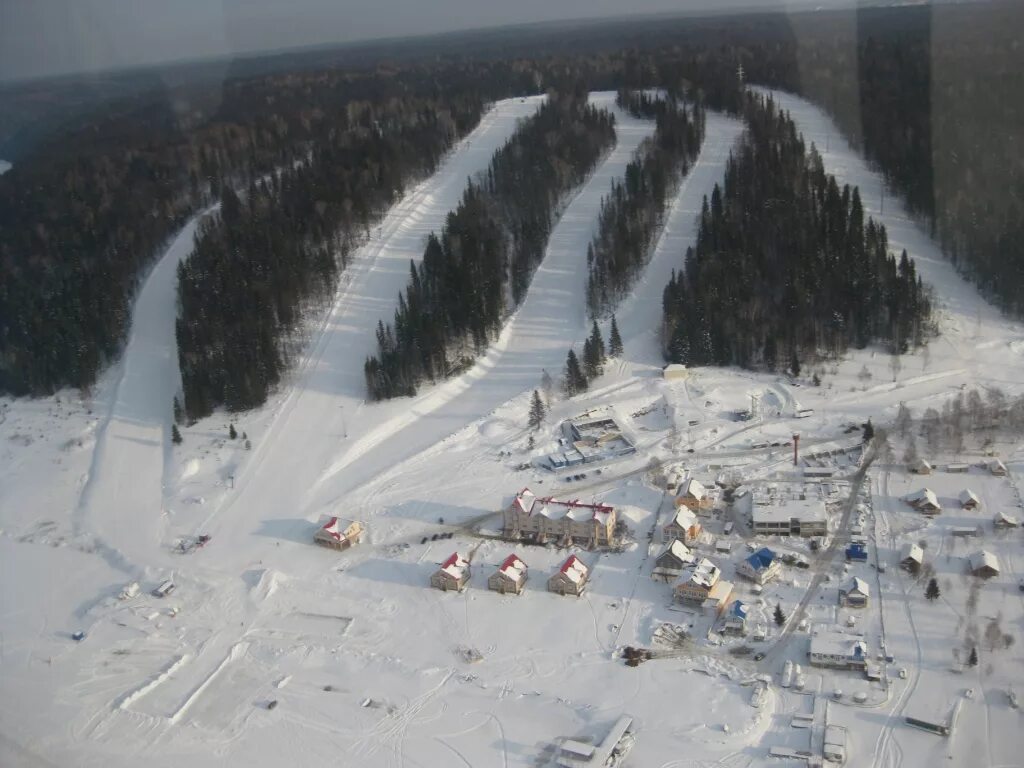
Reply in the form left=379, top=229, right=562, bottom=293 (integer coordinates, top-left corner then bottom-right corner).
left=669, top=506, right=698, bottom=530
left=687, top=558, right=720, bottom=589
left=958, top=489, right=980, bottom=506
left=660, top=539, right=693, bottom=562
left=994, top=510, right=1020, bottom=527
left=904, top=488, right=939, bottom=508
left=496, top=554, right=527, bottom=581
left=842, top=577, right=870, bottom=597
left=969, top=550, right=1000, bottom=574
left=751, top=497, right=827, bottom=524
left=706, top=579, right=733, bottom=603
left=909, top=458, right=932, bottom=471
left=989, top=459, right=1007, bottom=473
left=558, top=555, right=588, bottom=584
left=512, top=489, right=614, bottom=524
left=664, top=363, right=687, bottom=372
left=810, top=627, right=868, bottom=660
left=744, top=547, right=777, bottom=573
left=678, top=477, right=707, bottom=502
left=316, top=516, right=358, bottom=542
left=900, top=542, right=924, bottom=564
left=438, top=552, right=470, bottom=579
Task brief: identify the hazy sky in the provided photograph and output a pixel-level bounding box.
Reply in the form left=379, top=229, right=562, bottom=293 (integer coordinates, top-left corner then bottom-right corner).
left=0, top=0, right=807, bottom=82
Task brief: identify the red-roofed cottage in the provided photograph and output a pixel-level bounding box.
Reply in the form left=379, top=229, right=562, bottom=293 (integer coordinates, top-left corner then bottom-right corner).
left=548, top=555, right=589, bottom=596
left=430, top=552, right=471, bottom=592
left=313, top=517, right=363, bottom=551
left=487, top=554, right=528, bottom=595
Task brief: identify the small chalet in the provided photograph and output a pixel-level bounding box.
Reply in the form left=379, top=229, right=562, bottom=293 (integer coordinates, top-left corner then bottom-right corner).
left=313, top=517, right=363, bottom=551
left=487, top=554, right=527, bottom=595
left=988, top=459, right=1008, bottom=476
left=675, top=477, right=712, bottom=513
left=430, top=552, right=471, bottom=592
left=839, top=576, right=870, bottom=608
left=548, top=555, right=589, bottom=596
left=968, top=550, right=1000, bottom=578
left=736, top=547, right=781, bottom=585
left=652, top=539, right=695, bottom=582
left=663, top=505, right=701, bottom=544
left=723, top=601, right=748, bottom=635
left=904, top=488, right=941, bottom=514
left=958, top=489, right=981, bottom=510
left=674, top=557, right=721, bottom=603
left=899, top=542, right=924, bottom=574
left=908, top=458, right=933, bottom=475
left=994, top=510, right=1020, bottom=529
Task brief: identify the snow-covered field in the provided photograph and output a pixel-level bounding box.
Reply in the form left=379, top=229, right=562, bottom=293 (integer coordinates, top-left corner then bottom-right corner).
left=2, top=90, right=1024, bottom=768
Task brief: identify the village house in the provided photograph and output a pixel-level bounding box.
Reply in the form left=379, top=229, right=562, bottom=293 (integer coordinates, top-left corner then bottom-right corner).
left=958, top=489, right=981, bottom=510
left=904, top=488, right=941, bottom=514
left=968, top=550, right=1000, bottom=578
left=808, top=628, right=869, bottom=670
left=652, top=539, right=695, bottom=582
left=908, top=458, right=933, bottom=475
left=675, top=477, right=712, bottom=513
left=994, top=510, right=1020, bottom=529
left=503, top=488, right=617, bottom=548
left=899, top=542, right=924, bottom=574
left=723, top=600, right=748, bottom=635
left=430, top=552, right=471, bottom=592
left=988, top=459, right=1008, bottom=476
left=487, top=554, right=528, bottom=595
left=737, top=547, right=781, bottom=585
left=662, top=505, right=701, bottom=545
left=839, top=576, right=870, bottom=608
left=548, top=555, right=589, bottom=596
left=674, top=557, right=721, bottom=603
left=313, top=517, right=363, bottom=551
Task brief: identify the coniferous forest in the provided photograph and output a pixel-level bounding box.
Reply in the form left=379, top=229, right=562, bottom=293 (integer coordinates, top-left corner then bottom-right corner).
left=363, top=91, right=615, bottom=400
left=661, top=94, right=933, bottom=371
left=175, top=94, right=483, bottom=419
left=586, top=90, right=705, bottom=318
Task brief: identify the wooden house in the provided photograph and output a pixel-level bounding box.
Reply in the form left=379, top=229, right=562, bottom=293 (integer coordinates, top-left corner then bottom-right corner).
left=430, top=552, right=471, bottom=592
left=662, top=505, right=701, bottom=544
left=487, top=554, right=527, bottom=595
left=548, top=555, right=589, bottom=596
left=674, top=477, right=712, bottom=513
left=652, top=540, right=695, bottom=582
left=313, top=517, right=363, bottom=551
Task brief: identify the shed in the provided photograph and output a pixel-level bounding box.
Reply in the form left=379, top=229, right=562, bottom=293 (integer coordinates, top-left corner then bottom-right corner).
left=430, top=552, right=471, bottom=592
left=994, top=510, right=1020, bottom=529
left=908, top=458, right=933, bottom=475
left=946, top=463, right=969, bottom=473
left=958, top=489, right=980, bottom=510
left=487, top=554, right=527, bottom=595
left=663, top=363, right=689, bottom=381
left=548, top=555, right=589, bottom=596
left=968, top=550, right=1000, bottom=578
left=989, top=459, right=1008, bottom=476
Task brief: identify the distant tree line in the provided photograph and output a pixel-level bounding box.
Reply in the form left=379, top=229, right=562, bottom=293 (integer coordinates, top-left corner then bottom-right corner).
left=661, top=93, right=933, bottom=371
left=363, top=91, right=616, bottom=401
left=585, top=90, right=705, bottom=318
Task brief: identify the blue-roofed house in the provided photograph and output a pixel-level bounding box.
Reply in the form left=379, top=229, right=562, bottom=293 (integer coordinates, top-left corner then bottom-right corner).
left=724, top=600, right=749, bottom=635
left=736, top=547, right=781, bottom=585
left=845, top=543, right=868, bottom=562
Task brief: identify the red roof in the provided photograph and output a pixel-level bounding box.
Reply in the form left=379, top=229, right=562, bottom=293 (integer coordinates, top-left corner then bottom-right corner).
left=320, top=516, right=343, bottom=540
left=561, top=555, right=582, bottom=573
left=501, top=553, right=525, bottom=570
left=440, top=552, right=461, bottom=569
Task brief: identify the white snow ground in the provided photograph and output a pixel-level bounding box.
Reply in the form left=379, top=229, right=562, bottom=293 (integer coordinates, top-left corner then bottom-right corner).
left=2, top=89, right=1024, bottom=768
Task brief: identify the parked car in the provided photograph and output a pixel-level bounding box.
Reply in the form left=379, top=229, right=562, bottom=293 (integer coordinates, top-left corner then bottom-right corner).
left=753, top=652, right=766, bottom=661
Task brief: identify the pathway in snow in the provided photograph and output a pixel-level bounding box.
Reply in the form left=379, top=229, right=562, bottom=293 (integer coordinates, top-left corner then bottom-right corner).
left=612, top=111, right=744, bottom=364
left=306, top=92, right=656, bottom=516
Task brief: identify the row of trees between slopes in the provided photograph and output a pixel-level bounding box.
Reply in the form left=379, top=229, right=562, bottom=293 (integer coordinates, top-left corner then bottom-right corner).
left=176, top=94, right=484, bottom=419
left=363, top=91, right=616, bottom=401
left=661, top=93, right=933, bottom=372
left=584, top=89, right=705, bottom=318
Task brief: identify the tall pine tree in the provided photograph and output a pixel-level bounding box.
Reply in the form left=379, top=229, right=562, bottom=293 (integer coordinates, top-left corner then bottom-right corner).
left=608, top=315, right=624, bottom=357
left=528, top=390, right=547, bottom=431
left=564, top=350, right=588, bottom=397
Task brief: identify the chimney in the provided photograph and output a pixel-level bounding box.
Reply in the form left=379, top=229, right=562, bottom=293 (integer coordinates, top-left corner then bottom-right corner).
left=793, top=434, right=800, bottom=466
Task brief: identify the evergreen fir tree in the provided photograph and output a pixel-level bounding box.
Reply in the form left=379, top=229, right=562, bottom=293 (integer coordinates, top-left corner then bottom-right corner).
left=925, top=578, right=940, bottom=601
left=609, top=315, right=624, bottom=357
left=528, top=390, right=546, bottom=431
left=774, top=603, right=787, bottom=627
left=790, top=352, right=801, bottom=379
left=863, top=419, right=875, bottom=444
left=171, top=424, right=182, bottom=445
left=229, top=424, right=237, bottom=440
left=968, top=647, right=978, bottom=667
left=564, top=350, right=588, bottom=396
left=172, top=396, right=183, bottom=425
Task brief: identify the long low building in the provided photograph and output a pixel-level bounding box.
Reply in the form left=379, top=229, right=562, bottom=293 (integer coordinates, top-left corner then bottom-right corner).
left=750, top=497, right=828, bottom=538
left=503, top=488, right=617, bottom=548
left=808, top=627, right=869, bottom=670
